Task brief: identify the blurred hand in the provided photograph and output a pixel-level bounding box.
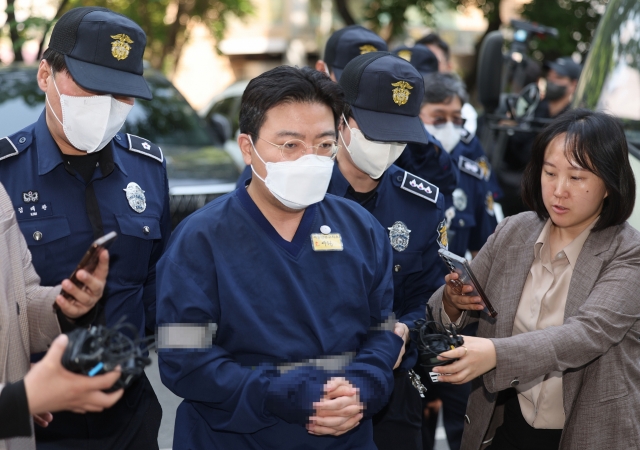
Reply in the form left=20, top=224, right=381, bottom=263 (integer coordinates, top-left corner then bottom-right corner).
left=432, top=336, right=497, bottom=384
left=56, top=250, right=109, bottom=319
left=24, top=334, right=123, bottom=415
left=307, top=377, right=363, bottom=436
left=393, top=322, right=410, bottom=369
left=442, top=272, right=485, bottom=322
left=32, top=412, right=53, bottom=428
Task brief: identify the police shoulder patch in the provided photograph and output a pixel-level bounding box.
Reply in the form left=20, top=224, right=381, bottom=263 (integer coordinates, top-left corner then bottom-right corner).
left=127, top=134, right=163, bottom=163
left=399, top=171, right=439, bottom=204
left=458, top=155, right=484, bottom=180
left=460, top=127, right=474, bottom=145
left=0, top=132, right=32, bottom=162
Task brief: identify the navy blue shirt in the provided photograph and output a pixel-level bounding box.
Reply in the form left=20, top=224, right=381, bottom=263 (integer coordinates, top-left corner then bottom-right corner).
left=445, top=140, right=498, bottom=257
left=0, top=113, right=171, bottom=335
left=157, top=185, right=403, bottom=450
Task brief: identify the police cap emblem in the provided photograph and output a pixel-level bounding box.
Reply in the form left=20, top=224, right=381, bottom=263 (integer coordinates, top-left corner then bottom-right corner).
left=437, top=218, right=448, bottom=250
left=397, top=50, right=412, bottom=62
left=123, top=182, right=146, bottom=213
left=111, top=34, right=134, bottom=61
left=360, top=44, right=378, bottom=54
left=388, top=221, right=411, bottom=252
left=391, top=81, right=413, bottom=106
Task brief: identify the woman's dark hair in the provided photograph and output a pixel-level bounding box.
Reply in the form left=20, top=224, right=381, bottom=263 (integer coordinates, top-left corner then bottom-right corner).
left=521, top=108, right=636, bottom=231
left=42, top=48, right=68, bottom=74
left=239, top=66, right=345, bottom=138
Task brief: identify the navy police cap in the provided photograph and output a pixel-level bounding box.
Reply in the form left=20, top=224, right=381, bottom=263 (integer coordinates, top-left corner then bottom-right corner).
left=393, top=45, right=438, bottom=76
left=324, top=25, right=388, bottom=81
left=48, top=7, right=152, bottom=100
left=339, top=52, right=428, bottom=145
left=544, top=57, right=582, bottom=80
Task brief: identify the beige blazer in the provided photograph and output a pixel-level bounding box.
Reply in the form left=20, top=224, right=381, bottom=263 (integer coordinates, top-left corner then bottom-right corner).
left=0, top=183, right=61, bottom=450
left=429, top=212, right=640, bottom=450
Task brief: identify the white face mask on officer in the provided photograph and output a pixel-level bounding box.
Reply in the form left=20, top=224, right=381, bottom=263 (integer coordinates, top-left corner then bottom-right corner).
left=249, top=137, right=334, bottom=210
left=46, top=73, right=133, bottom=153
left=424, top=122, right=461, bottom=154
left=340, top=115, right=406, bottom=179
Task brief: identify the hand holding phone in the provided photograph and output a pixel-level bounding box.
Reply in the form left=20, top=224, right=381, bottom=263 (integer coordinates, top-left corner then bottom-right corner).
left=57, top=232, right=117, bottom=308
left=438, top=249, right=497, bottom=318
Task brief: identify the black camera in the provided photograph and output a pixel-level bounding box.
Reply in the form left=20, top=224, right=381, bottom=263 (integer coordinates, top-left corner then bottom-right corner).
left=61, top=320, right=154, bottom=392
left=411, top=306, right=465, bottom=370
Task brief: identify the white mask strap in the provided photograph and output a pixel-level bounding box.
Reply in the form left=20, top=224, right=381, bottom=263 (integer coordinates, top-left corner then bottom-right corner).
left=248, top=136, right=267, bottom=182
left=45, top=72, right=64, bottom=126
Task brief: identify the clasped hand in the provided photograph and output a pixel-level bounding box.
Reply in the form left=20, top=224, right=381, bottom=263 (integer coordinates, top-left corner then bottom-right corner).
left=307, top=377, right=363, bottom=436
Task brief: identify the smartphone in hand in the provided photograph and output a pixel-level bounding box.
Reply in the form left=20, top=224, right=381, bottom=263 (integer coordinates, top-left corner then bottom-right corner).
left=57, top=231, right=117, bottom=307
left=438, top=249, right=497, bottom=318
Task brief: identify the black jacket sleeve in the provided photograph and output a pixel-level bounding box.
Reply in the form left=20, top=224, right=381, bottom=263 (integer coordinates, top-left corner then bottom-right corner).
left=0, top=380, right=31, bottom=439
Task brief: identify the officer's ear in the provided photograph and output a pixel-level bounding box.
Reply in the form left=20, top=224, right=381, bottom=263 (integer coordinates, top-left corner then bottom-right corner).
left=238, top=133, right=254, bottom=166
left=37, top=60, right=53, bottom=93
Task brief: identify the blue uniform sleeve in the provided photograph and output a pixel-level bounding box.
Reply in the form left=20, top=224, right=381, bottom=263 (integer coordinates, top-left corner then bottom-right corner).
left=157, top=226, right=330, bottom=432
left=467, top=181, right=497, bottom=252
left=395, top=142, right=459, bottom=195
left=142, top=163, right=171, bottom=333
left=343, top=222, right=404, bottom=417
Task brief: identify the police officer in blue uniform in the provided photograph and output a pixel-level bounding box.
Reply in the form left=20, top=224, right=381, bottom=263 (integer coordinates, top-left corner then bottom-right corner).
left=157, top=65, right=403, bottom=450
left=327, top=52, right=449, bottom=450
left=418, top=72, right=497, bottom=450
left=0, top=7, right=169, bottom=449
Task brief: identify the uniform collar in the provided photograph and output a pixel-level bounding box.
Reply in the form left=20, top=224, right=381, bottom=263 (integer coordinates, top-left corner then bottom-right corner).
left=35, top=111, right=127, bottom=177
left=330, top=160, right=391, bottom=209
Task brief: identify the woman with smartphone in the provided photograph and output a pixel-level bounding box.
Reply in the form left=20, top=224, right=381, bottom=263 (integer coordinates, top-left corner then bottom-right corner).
left=427, top=109, right=640, bottom=450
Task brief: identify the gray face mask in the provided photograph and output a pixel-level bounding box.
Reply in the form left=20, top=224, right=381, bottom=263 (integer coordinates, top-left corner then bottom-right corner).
left=545, top=81, right=568, bottom=101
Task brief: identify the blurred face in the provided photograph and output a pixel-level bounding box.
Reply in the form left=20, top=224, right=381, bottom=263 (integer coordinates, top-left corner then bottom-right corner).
left=425, top=44, right=452, bottom=73
left=544, top=69, right=577, bottom=100
left=541, top=134, right=608, bottom=235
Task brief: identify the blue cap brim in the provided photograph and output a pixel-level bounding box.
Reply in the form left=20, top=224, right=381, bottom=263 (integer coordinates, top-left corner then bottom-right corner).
left=351, top=106, right=428, bottom=144
left=65, top=56, right=153, bottom=100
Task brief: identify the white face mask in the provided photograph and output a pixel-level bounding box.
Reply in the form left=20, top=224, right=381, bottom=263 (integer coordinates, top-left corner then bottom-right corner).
left=340, top=116, right=406, bottom=179
left=424, top=122, right=461, bottom=154
left=249, top=138, right=334, bottom=210
left=46, top=74, right=133, bottom=153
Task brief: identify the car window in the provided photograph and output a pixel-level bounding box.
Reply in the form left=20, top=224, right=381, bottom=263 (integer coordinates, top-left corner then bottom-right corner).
left=209, top=97, right=236, bottom=117
left=125, top=74, right=214, bottom=147
left=0, top=68, right=45, bottom=137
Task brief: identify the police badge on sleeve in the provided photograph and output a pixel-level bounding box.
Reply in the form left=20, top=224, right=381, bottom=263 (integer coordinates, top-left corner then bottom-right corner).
left=388, top=221, right=411, bottom=252
left=436, top=218, right=448, bottom=250
left=123, top=182, right=146, bottom=213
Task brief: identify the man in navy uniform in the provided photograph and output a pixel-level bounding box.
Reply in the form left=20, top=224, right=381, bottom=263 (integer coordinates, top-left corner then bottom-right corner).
left=328, top=51, right=448, bottom=450
left=0, top=7, right=169, bottom=449
left=157, top=66, right=403, bottom=449
left=418, top=73, right=497, bottom=450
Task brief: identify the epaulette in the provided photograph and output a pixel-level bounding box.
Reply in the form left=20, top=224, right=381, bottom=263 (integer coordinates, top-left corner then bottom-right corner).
left=460, top=128, right=474, bottom=145
left=125, top=133, right=163, bottom=163
left=458, top=155, right=484, bottom=180
left=0, top=132, right=32, bottom=162
left=399, top=171, right=439, bottom=204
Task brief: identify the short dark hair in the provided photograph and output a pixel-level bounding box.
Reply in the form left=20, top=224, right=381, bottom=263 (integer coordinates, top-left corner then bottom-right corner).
left=422, top=72, right=468, bottom=106
left=521, top=109, right=636, bottom=231
left=239, top=66, right=345, bottom=138
left=42, top=48, right=68, bottom=74
left=415, top=33, right=450, bottom=61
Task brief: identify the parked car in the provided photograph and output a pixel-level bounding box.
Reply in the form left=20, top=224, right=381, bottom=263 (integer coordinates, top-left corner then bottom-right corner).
left=573, top=0, right=640, bottom=229
left=198, top=80, right=249, bottom=171
left=0, top=65, right=239, bottom=227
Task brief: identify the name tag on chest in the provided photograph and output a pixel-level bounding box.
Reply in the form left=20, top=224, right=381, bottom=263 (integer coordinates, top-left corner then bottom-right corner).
left=311, top=233, right=343, bottom=251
